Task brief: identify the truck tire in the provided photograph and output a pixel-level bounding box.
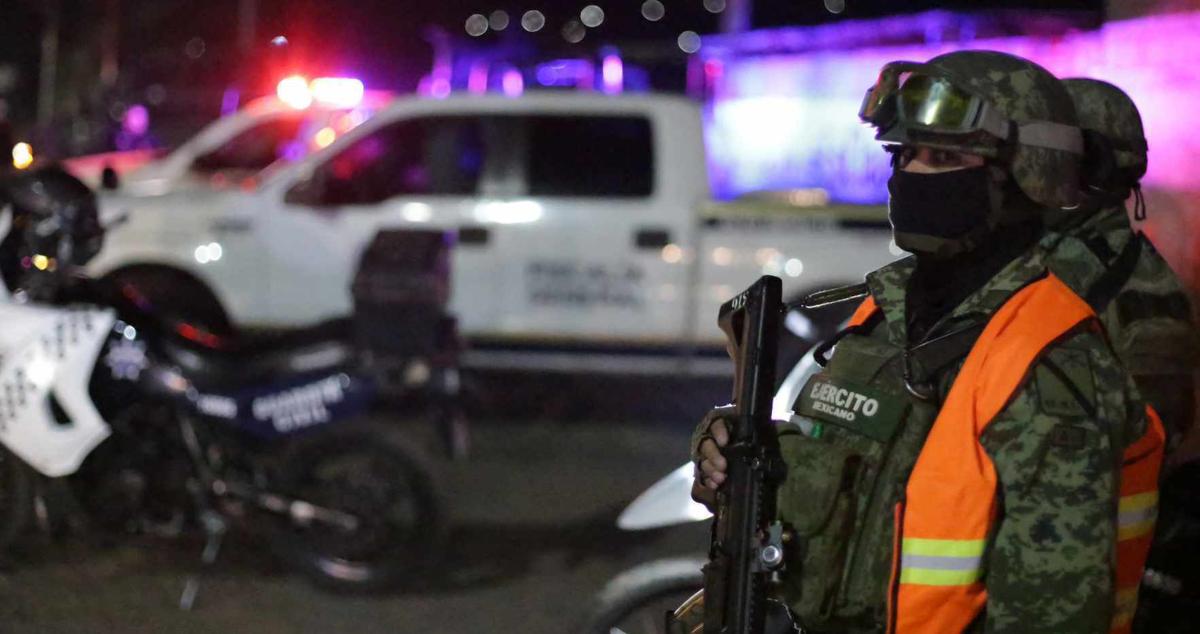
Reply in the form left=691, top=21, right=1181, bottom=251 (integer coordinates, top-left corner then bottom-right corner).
left=579, top=556, right=706, bottom=634
left=104, top=267, right=235, bottom=336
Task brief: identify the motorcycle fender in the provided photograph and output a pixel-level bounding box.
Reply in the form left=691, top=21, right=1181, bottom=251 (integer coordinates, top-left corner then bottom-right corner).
left=0, top=303, right=115, bottom=477
left=618, top=462, right=713, bottom=530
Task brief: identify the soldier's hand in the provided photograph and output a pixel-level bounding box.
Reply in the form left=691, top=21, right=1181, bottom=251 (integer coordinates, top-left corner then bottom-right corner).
left=697, top=418, right=729, bottom=490
left=690, top=411, right=731, bottom=511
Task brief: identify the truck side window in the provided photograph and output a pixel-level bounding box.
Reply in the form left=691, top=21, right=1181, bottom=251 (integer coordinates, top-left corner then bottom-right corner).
left=192, top=115, right=305, bottom=173
left=525, top=116, right=653, bottom=197
left=316, top=117, right=483, bottom=206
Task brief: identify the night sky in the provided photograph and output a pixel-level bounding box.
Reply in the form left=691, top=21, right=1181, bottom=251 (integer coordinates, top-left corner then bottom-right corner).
left=0, top=0, right=1102, bottom=132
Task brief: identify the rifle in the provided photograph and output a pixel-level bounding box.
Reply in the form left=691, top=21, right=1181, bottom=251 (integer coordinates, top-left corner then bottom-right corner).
left=673, top=275, right=788, bottom=634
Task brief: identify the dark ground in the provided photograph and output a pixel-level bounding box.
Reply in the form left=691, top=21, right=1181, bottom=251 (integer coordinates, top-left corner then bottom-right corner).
left=0, top=419, right=709, bottom=634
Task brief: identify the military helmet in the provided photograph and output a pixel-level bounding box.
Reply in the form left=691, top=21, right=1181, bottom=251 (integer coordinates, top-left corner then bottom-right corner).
left=860, top=50, right=1084, bottom=210
left=1061, top=78, right=1148, bottom=191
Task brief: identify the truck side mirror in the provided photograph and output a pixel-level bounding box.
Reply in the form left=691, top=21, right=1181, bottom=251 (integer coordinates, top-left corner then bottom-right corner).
left=101, top=165, right=120, bottom=190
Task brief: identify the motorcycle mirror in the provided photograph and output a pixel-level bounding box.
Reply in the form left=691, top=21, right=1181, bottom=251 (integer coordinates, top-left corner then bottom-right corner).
left=101, top=165, right=120, bottom=190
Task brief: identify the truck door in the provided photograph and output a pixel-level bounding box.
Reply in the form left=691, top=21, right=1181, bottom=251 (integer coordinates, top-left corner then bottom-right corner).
left=257, top=116, right=501, bottom=329
left=182, top=115, right=311, bottom=326
left=487, top=113, right=691, bottom=346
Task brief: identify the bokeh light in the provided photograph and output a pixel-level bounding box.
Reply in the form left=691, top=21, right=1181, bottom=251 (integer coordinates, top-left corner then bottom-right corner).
left=581, top=5, right=605, bottom=28
left=601, top=54, right=624, bottom=94
left=641, top=0, right=665, bottom=22
left=825, top=0, right=846, bottom=14
left=123, top=105, right=149, bottom=135
left=276, top=75, right=312, bottom=109
left=678, top=31, right=702, bottom=53
left=502, top=69, right=525, bottom=97
left=784, top=258, right=805, bottom=277
left=660, top=244, right=683, bottom=264
left=465, top=13, right=489, bottom=37
left=704, top=0, right=727, bottom=13
left=563, top=20, right=587, bottom=43
left=11, top=142, right=33, bottom=170
left=310, top=77, right=364, bottom=108
left=314, top=127, right=337, bottom=148
left=184, top=37, right=206, bottom=59
left=490, top=10, right=510, bottom=31
left=521, top=10, right=546, bottom=32
left=711, top=247, right=733, bottom=266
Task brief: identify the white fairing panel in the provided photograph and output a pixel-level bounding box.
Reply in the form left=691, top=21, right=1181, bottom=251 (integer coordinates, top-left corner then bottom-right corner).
left=0, top=303, right=116, bottom=476
left=618, top=462, right=713, bottom=530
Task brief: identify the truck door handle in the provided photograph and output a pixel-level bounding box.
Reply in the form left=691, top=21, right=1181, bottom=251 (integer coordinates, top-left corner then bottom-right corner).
left=634, top=228, right=671, bottom=249
left=458, top=226, right=489, bottom=246
left=210, top=218, right=252, bottom=234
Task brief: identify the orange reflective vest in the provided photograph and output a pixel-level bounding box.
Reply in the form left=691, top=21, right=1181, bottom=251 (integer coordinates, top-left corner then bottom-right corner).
left=847, top=273, right=1164, bottom=634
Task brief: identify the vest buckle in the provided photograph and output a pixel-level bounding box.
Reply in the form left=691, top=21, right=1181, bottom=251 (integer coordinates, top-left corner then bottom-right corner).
left=902, top=350, right=938, bottom=401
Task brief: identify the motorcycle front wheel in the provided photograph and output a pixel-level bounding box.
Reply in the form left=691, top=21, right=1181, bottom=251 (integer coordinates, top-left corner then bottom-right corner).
left=270, top=422, right=445, bottom=593
left=580, top=556, right=706, bottom=634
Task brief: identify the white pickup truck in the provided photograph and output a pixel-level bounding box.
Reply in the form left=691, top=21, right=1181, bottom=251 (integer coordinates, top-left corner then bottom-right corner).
left=90, top=93, right=900, bottom=374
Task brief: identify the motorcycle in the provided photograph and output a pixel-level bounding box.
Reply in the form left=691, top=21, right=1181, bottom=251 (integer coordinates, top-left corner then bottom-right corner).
left=579, top=352, right=823, bottom=633
left=0, top=275, right=447, bottom=601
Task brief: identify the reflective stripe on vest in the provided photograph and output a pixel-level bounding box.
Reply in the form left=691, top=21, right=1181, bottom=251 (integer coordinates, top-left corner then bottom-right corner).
left=847, top=274, right=1163, bottom=634
left=1111, top=405, right=1165, bottom=634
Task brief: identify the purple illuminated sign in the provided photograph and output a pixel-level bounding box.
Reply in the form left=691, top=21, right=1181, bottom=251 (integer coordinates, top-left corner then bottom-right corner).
left=536, top=59, right=596, bottom=89
left=502, top=69, right=525, bottom=97
left=702, top=11, right=1200, bottom=202
left=602, top=54, right=624, bottom=94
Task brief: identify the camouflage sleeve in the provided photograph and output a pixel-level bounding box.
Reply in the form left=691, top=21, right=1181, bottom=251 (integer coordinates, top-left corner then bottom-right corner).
left=977, top=330, right=1141, bottom=633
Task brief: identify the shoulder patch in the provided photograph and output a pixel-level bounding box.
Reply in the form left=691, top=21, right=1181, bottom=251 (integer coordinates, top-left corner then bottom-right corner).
left=1035, top=348, right=1096, bottom=418
left=794, top=373, right=908, bottom=442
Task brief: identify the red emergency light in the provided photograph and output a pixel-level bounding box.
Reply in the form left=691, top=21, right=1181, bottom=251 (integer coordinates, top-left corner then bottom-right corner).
left=275, top=76, right=365, bottom=109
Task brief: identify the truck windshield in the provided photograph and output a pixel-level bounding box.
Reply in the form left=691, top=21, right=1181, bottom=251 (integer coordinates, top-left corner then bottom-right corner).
left=191, top=115, right=306, bottom=174
left=525, top=115, right=653, bottom=197
left=308, top=114, right=654, bottom=206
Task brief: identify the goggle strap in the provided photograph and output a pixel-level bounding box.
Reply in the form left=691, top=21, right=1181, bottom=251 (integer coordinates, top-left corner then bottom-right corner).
left=1016, top=120, right=1084, bottom=155
left=976, top=106, right=1011, bottom=141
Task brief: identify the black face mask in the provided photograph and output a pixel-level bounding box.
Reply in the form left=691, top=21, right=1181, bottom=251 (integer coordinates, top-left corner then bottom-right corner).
left=887, top=166, right=993, bottom=256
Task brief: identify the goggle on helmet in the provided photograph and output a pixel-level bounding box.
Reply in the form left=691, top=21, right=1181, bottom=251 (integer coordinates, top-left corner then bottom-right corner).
left=858, top=60, right=1084, bottom=161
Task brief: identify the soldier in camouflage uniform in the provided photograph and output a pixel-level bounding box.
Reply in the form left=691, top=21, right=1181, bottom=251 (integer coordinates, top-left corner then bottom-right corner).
left=1040, top=78, right=1198, bottom=455
left=691, top=51, right=1163, bottom=633
left=1036, top=82, right=1200, bottom=634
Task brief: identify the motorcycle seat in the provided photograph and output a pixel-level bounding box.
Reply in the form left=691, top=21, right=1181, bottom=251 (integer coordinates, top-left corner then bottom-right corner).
left=162, top=318, right=357, bottom=392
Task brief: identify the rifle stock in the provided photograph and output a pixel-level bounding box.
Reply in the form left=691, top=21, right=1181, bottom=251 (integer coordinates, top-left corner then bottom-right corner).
left=700, top=275, right=786, bottom=634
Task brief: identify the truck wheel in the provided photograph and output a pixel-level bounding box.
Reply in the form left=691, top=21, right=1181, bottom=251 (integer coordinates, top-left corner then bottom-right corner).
left=578, top=556, right=706, bottom=634
left=105, top=268, right=235, bottom=336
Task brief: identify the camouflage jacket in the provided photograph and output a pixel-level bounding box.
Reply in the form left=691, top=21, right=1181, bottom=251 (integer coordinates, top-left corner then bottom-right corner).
left=772, top=247, right=1148, bottom=633
left=1042, top=206, right=1199, bottom=450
